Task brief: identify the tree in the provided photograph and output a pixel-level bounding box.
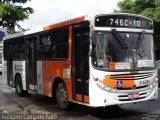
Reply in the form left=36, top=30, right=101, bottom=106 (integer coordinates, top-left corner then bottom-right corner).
left=0, top=0, right=34, bottom=32
left=115, top=0, right=160, bottom=60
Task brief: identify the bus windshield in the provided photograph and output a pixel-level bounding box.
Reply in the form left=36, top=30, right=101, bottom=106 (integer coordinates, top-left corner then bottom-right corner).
left=91, top=31, right=155, bottom=71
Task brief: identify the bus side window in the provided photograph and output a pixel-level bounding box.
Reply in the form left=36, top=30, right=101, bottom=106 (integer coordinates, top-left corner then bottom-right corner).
left=50, top=27, right=69, bottom=59
left=13, top=37, right=25, bottom=60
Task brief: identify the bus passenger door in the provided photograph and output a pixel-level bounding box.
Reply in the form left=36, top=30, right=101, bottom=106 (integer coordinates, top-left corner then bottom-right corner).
left=26, top=38, right=37, bottom=91
left=72, top=22, right=90, bottom=103
left=7, top=42, right=13, bottom=86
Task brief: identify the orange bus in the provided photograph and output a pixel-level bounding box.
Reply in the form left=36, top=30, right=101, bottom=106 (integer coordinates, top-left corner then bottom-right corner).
left=3, top=13, right=158, bottom=109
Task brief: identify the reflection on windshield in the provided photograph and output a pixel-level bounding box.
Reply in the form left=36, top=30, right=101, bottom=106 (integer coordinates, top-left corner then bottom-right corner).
left=111, top=29, right=128, bottom=49
left=135, top=31, right=145, bottom=49
left=92, top=31, right=155, bottom=71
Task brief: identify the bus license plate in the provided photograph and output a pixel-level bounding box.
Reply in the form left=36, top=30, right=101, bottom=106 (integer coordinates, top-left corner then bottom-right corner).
left=128, top=93, right=139, bottom=99
left=139, top=80, right=151, bottom=86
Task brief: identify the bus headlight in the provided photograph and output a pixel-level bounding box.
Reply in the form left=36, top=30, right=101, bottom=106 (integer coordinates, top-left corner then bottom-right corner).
left=96, top=80, right=116, bottom=93
left=155, top=77, right=158, bottom=82
left=149, top=82, right=157, bottom=89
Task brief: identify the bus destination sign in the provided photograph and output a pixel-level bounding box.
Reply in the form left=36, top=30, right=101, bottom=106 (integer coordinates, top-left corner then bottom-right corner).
left=95, top=15, right=153, bottom=29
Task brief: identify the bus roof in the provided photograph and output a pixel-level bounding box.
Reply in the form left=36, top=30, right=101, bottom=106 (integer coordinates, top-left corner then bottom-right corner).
left=3, top=16, right=86, bottom=40
left=3, top=13, right=153, bottom=40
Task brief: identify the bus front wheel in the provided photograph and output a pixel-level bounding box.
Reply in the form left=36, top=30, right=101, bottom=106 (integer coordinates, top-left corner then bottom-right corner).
left=56, top=82, right=70, bottom=110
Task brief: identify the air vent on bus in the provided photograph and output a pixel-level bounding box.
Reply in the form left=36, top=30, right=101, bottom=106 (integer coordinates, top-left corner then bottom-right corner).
left=118, top=92, right=147, bottom=101
left=117, top=85, right=148, bottom=90
left=110, top=72, right=154, bottom=80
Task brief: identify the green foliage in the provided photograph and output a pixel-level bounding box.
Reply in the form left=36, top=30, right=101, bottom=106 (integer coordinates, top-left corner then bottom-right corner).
left=116, top=0, right=137, bottom=13
left=115, top=0, right=160, bottom=60
left=0, top=0, right=34, bottom=31
left=116, top=0, right=160, bottom=18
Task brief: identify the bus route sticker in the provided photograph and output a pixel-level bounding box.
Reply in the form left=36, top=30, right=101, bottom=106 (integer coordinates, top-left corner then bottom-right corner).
left=115, top=62, right=131, bottom=70
left=137, top=60, right=154, bottom=68
left=109, top=62, right=131, bottom=70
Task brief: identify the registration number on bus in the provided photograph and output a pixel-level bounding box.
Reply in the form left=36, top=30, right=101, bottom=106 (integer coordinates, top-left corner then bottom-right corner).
left=139, top=79, right=151, bottom=86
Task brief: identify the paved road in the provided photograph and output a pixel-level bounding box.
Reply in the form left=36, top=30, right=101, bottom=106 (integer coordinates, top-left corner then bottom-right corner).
left=0, top=75, right=160, bottom=120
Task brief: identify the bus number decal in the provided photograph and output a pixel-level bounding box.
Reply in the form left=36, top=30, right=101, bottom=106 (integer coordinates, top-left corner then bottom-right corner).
left=139, top=80, right=151, bottom=86
left=109, top=18, right=141, bottom=27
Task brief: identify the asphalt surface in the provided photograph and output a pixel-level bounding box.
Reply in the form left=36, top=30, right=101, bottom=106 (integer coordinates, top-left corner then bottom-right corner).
left=0, top=75, right=160, bottom=120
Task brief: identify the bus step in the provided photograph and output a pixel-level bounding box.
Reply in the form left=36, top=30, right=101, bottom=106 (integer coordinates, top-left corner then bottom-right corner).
left=28, top=90, right=37, bottom=95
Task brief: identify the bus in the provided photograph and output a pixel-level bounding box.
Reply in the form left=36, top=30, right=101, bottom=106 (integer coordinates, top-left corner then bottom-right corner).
left=3, top=13, right=158, bottom=109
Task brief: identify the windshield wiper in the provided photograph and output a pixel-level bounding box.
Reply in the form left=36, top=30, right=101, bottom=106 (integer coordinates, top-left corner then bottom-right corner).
left=135, top=31, right=145, bottom=49
left=111, top=29, right=128, bottom=49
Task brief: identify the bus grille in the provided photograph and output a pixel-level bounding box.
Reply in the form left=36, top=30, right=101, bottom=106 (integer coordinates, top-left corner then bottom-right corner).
left=110, top=72, right=154, bottom=80
left=119, top=97, right=146, bottom=101
left=118, top=92, right=147, bottom=101
left=117, top=85, right=148, bottom=90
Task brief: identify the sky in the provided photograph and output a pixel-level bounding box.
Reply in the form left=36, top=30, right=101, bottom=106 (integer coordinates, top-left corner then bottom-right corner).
left=19, top=0, right=122, bottom=29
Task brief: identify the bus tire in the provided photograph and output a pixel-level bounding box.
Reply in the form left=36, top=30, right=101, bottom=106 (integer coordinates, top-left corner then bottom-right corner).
left=15, top=75, right=27, bottom=97
left=56, top=82, right=70, bottom=110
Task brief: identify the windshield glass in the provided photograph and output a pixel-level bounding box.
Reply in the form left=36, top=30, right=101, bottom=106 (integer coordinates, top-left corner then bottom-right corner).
left=91, top=31, right=155, bottom=71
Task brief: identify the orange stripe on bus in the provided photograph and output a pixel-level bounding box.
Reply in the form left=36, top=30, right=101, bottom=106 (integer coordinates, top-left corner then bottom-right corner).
left=66, top=79, right=72, bottom=102
left=43, top=16, right=85, bottom=31
left=103, top=76, right=117, bottom=88
left=122, top=80, right=134, bottom=88
left=68, top=26, right=72, bottom=61
left=66, top=26, right=73, bottom=102
left=76, top=94, right=82, bottom=101
left=42, top=61, right=72, bottom=101
left=103, top=75, right=134, bottom=88
left=84, top=95, right=89, bottom=103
